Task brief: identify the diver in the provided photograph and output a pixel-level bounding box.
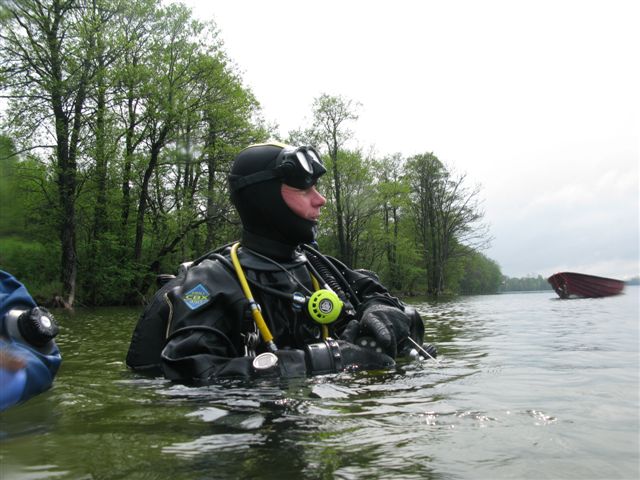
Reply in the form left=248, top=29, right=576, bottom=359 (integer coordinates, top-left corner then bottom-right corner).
left=126, top=143, right=436, bottom=383
left=0, top=270, right=61, bottom=411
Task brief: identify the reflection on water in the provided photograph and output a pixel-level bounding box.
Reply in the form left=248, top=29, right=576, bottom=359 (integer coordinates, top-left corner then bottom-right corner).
left=0, top=290, right=638, bottom=479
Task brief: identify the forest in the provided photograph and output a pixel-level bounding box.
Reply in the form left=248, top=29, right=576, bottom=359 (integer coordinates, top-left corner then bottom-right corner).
left=0, top=0, right=504, bottom=307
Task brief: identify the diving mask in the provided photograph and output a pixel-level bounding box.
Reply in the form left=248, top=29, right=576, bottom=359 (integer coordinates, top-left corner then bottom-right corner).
left=229, top=145, right=326, bottom=192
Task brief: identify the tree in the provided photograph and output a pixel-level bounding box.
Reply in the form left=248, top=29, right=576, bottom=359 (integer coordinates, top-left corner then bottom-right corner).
left=0, top=136, right=21, bottom=234
left=406, top=152, right=490, bottom=295
left=310, top=94, right=360, bottom=264
left=129, top=17, right=267, bottom=297
left=195, top=50, right=267, bottom=251
left=2, top=2, right=498, bottom=303
left=1, top=0, right=270, bottom=305
left=317, top=148, right=378, bottom=267
left=131, top=3, right=203, bottom=267
left=82, top=0, right=129, bottom=304
left=110, top=0, right=157, bottom=236
left=501, top=275, right=552, bottom=292
left=1, top=0, right=104, bottom=307
left=457, top=250, right=502, bottom=294
left=375, top=153, right=410, bottom=290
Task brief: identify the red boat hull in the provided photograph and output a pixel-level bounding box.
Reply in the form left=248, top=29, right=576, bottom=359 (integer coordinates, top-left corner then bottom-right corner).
left=547, top=272, right=625, bottom=299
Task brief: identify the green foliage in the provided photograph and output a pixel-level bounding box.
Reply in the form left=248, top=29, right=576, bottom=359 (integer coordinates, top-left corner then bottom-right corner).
left=0, top=136, right=20, bottom=232
left=317, top=148, right=378, bottom=266
left=0, top=137, right=52, bottom=238
left=1, top=0, right=267, bottom=305
left=500, top=275, right=552, bottom=292
left=403, top=152, right=488, bottom=296
left=457, top=251, right=503, bottom=294
left=0, top=135, right=61, bottom=301
left=1, top=4, right=502, bottom=305
left=0, top=237, right=61, bottom=303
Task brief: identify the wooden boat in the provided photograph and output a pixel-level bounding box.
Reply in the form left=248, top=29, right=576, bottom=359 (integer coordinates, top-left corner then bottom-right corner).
left=547, top=272, right=625, bottom=299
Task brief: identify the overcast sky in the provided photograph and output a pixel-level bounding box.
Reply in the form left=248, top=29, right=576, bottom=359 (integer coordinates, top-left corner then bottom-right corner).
left=181, top=0, right=639, bottom=279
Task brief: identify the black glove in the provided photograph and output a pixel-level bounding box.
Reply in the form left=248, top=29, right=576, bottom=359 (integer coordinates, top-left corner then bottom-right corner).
left=304, top=339, right=394, bottom=374
left=338, top=340, right=395, bottom=371
left=419, top=343, right=438, bottom=359
left=341, top=304, right=411, bottom=358
left=401, top=307, right=427, bottom=357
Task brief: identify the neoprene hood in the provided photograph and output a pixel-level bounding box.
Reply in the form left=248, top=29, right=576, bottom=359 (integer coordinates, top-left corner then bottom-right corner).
left=229, top=143, right=326, bottom=256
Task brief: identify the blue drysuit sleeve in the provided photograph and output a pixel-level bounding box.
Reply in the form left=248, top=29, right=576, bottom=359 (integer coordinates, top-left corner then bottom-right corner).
left=0, top=270, right=62, bottom=411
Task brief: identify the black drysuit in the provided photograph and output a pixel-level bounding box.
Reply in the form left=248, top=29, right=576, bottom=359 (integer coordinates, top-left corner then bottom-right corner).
left=126, top=245, right=425, bottom=383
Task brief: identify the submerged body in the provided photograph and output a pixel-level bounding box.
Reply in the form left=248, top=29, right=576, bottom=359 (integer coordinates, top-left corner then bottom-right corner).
left=127, top=142, right=435, bottom=384
left=127, top=242, right=427, bottom=382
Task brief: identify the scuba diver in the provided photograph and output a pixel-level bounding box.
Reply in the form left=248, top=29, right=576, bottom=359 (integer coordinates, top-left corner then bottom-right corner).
left=0, top=270, right=61, bottom=411
left=126, top=143, right=436, bottom=383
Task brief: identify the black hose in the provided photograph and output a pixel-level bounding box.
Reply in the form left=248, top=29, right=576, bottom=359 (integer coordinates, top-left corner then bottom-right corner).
left=191, top=241, right=237, bottom=267
left=302, top=244, right=361, bottom=308
left=305, top=250, right=346, bottom=297
left=207, top=253, right=300, bottom=302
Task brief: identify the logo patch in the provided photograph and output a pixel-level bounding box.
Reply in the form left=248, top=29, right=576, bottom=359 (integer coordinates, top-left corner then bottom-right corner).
left=182, top=284, right=211, bottom=310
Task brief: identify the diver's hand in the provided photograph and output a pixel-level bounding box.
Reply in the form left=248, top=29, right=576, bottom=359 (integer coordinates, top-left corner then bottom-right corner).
left=0, top=346, right=26, bottom=371
left=338, top=341, right=395, bottom=371
left=342, top=305, right=411, bottom=358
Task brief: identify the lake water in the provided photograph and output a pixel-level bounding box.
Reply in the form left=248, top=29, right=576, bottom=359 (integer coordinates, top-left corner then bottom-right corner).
left=1, top=288, right=638, bottom=479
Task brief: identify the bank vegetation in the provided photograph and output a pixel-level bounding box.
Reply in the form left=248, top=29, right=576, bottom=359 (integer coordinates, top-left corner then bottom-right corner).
left=0, top=0, right=501, bottom=306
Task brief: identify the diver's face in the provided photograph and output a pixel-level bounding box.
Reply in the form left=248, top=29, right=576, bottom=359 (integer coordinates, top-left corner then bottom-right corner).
left=281, top=184, right=326, bottom=222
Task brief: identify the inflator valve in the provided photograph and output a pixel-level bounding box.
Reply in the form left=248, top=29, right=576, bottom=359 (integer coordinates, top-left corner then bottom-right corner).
left=5, top=307, right=59, bottom=348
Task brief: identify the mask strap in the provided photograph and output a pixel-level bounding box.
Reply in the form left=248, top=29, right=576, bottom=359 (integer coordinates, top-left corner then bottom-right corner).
left=228, top=170, right=281, bottom=193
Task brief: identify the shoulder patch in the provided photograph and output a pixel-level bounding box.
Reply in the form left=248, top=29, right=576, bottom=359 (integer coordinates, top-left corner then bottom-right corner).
left=182, top=283, right=211, bottom=310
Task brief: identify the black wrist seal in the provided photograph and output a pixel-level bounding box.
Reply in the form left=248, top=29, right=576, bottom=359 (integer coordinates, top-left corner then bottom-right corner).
left=304, top=338, right=343, bottom=374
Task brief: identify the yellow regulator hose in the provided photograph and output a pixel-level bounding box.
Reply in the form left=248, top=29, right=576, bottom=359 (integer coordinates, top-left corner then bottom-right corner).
left=230, top=242, right=277, bottom=352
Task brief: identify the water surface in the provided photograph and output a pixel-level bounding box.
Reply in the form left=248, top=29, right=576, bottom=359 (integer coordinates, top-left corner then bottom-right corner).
left=1, top=288, right=638, bottom=479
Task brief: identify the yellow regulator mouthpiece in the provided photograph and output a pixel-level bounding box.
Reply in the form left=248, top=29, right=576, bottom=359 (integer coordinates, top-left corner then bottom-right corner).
left=307, top=289, right=343, bottom=324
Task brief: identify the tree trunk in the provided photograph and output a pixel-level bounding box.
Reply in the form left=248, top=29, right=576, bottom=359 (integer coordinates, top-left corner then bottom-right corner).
left=134, top=145, right=159, bottom=262
left=331, top=141, right=348, bottom=264
left=205, top=123, right=218, bottom=250
left=121, top=91, right=136, bottom=232
left=390, top=205, right=400, bottom=290
left=47, top=3, right=90, bottom=308
left=88, top=65, right=108, bottom=304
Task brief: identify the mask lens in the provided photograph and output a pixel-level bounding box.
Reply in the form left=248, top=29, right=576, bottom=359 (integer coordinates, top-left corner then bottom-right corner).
left=307, top=149, right=322, bottom=166
left=295, top=150, right=313, bottom=173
